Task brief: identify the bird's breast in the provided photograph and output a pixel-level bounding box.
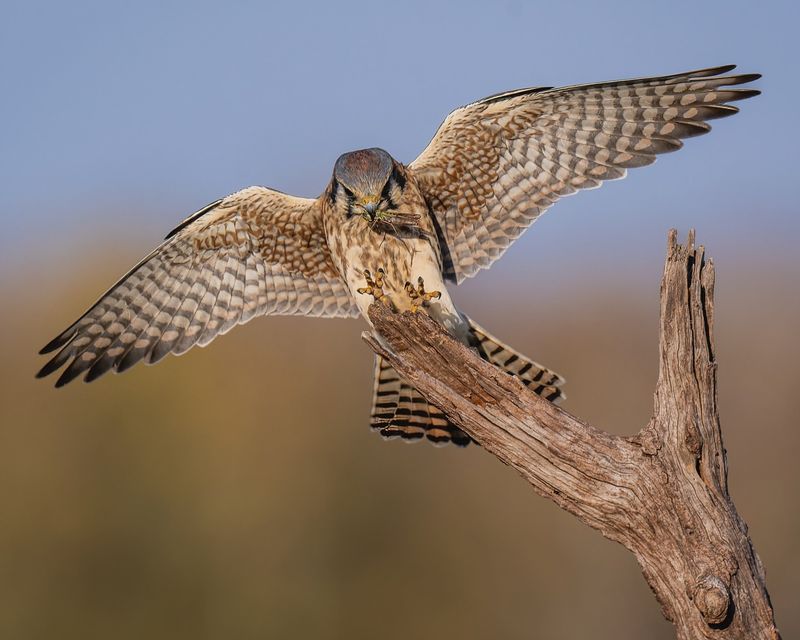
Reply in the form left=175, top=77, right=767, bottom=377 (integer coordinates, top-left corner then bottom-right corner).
left=334, top=223, right=461, bottom=332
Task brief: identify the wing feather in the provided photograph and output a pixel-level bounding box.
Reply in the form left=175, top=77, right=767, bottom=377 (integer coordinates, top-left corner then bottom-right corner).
left=411, top=65, right=760, bottom=282
left=38, top=187, right=357, bottom=386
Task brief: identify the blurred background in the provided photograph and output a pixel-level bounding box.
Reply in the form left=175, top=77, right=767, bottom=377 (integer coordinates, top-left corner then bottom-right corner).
left=2, top=0, right=798, bottom=638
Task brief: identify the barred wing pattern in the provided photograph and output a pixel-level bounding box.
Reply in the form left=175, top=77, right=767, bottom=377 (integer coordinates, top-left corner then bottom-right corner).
left=38, top=187, right=358, bottom=387
left=411, top=65, right=760, bottom=283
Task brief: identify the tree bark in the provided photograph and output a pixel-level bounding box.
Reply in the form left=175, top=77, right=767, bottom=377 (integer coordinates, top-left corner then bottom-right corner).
left=362, top=230, right=780, bottom=639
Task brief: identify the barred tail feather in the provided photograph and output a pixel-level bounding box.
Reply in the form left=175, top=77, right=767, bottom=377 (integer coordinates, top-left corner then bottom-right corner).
left=369, top=356, right=471, bottom=447
left=466, top=316, right=566, bottom=403
left=368, top=316, right=565, bottom=448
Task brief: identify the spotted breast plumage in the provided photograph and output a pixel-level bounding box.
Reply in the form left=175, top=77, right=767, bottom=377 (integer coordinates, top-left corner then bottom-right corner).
left=37, top=65, right=760, bottom=446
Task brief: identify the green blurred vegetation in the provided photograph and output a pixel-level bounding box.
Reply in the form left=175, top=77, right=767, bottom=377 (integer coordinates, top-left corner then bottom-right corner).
left=1, top=246, right=798, bottom=639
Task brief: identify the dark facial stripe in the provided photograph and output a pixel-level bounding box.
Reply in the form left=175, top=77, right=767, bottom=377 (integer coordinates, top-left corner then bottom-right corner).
left=329, top=180, right=357, bottom=217
left=327, top=180, right=338, bottom=206
left=391, top=164, right=406, bottom=190
left=380, top=178, right=397, bottom=209
left=380, top=169, right=406, bottom=210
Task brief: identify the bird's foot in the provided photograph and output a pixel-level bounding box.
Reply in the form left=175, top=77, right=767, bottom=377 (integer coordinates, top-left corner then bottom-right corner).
left=358, top=268, right=391, bottom=305
left=404, top=276, right=441, bottom=313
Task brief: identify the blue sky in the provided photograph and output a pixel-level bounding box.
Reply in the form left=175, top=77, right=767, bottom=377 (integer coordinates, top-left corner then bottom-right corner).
left=2, top=0, right=797, bottom=286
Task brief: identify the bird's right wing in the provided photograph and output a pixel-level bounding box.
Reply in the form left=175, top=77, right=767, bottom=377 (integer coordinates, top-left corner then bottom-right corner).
left=38, top=186, right=359, bottom=387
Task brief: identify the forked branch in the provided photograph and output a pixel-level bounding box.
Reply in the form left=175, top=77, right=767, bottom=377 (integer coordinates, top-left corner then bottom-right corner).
left=362, top=230, right=780, bottom=639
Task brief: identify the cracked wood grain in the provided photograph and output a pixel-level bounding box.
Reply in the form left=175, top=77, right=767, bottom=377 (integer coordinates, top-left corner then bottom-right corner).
left=363, top=230, right=780, bottom=640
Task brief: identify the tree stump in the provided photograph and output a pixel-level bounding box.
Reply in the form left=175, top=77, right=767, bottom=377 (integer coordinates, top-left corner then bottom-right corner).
left=363, top=230, right=780, bottom=639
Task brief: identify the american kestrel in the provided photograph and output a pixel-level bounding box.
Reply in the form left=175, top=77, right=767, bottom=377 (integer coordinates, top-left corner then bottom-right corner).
left=37, top=65, right=759, bottom=446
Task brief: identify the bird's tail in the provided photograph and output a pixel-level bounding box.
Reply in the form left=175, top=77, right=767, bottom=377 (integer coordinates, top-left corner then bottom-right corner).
left=369, top=315, right=565, bottom=447
left=466, top=317, right=565, bottom=402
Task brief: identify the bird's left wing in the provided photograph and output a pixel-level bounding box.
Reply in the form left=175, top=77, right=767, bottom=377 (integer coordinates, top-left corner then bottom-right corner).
left=410, top=65, right=760, bottom=283
left=38, top=186, right=359, bottom=387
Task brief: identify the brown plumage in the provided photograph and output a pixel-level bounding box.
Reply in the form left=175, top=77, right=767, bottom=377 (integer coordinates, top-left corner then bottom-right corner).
left=37, top=65, right=760, bottom=446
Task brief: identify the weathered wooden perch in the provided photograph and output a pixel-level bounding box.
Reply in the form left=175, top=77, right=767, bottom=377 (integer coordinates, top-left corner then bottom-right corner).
left=362, top=230, right=780, bottom=640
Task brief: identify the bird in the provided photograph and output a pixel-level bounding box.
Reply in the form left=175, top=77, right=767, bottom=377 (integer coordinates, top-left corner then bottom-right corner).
left=37, top=64, right=760, bottom=447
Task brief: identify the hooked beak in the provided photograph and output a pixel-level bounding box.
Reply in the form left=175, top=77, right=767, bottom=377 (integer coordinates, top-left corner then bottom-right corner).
left=356, top=197, right=380, bottom=221
left=363, top=201, right=378, bottom=218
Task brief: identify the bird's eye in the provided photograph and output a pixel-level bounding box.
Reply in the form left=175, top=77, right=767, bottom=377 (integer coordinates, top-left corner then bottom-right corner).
left=336, top=183, right=357, bottom=217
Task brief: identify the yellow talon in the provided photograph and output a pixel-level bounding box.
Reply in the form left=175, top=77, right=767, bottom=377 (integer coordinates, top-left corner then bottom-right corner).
left=404, top=276, right=441, bottom=313
left=358, top=268, right=390, bottom=305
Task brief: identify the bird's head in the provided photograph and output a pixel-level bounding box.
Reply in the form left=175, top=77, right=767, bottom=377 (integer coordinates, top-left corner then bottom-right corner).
left=329, top=148, right=415, bottom=226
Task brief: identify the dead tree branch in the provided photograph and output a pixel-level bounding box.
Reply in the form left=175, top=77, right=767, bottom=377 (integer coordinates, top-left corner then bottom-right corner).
left=362, top=230, right=779, bottom=639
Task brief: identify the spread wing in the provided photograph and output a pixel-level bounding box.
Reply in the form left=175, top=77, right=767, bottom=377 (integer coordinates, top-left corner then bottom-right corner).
left=37, top=186, right=358, bottom=387
left=410, top=65, right=760, bottom=282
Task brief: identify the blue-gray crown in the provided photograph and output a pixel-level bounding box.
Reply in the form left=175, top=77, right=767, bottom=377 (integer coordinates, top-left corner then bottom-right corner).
left=333, top=148, right=394, bottom=195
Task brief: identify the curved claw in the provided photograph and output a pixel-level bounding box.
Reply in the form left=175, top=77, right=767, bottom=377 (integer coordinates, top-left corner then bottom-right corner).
left=358, top=268, right=391, bottom=305
left=404, top=276, right=441, bottom=313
